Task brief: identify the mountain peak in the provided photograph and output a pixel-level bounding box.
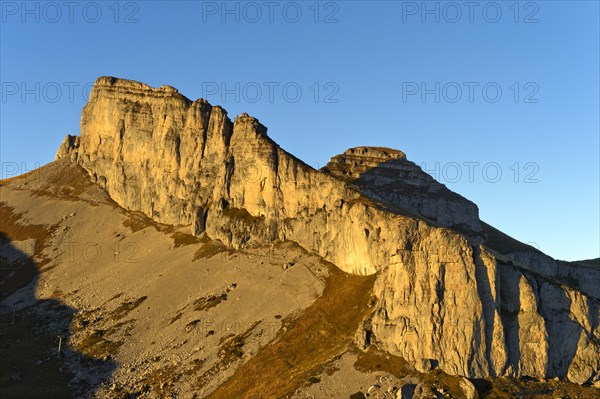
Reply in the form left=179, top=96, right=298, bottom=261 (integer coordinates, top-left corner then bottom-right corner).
left=342, top=146, right=407, bottom=160
left=94, top=76, right=179, bottom=94
left=43, top=76, right=600, bottom=387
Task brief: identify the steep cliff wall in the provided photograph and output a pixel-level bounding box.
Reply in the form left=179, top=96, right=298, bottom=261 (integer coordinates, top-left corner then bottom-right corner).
left=56, top=76, right=600, bottom=384
left=370, top=244, right=599, bottom=383
left=64, top=77, right=364, bottom=265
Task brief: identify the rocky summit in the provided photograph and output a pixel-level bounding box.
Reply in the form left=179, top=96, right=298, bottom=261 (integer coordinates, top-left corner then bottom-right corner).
left=2, top=76, right=599, bottom=399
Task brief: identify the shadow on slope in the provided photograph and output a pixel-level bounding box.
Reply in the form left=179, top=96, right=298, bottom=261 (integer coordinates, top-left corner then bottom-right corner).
left=0, top=213, right=116, bottom=398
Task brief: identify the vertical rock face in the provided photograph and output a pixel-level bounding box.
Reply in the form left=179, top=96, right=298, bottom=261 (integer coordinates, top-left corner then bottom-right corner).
left=77, top=77, right=222, bottom=226
left=75, top=77, right=397, bottom=273
left=370, top=244, right=599, bottom=384
left=58, top=76, right=599, bottom=385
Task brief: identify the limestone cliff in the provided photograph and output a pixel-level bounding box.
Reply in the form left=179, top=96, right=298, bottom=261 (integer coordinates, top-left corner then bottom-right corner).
left=56, top=76, right=600, bottom=385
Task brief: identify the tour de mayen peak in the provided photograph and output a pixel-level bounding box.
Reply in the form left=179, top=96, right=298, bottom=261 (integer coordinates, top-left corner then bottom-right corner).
left=1, top=77, right=599, bottom=399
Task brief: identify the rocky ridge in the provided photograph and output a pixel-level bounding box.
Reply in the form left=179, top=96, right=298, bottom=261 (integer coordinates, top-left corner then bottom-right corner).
left=56, top=76, right=600, bottom=385
left=321, top=146, right=482, bottom=233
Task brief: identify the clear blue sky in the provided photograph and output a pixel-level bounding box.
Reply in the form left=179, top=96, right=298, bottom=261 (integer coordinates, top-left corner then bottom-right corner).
left=1, top=1, right=598, bottom=261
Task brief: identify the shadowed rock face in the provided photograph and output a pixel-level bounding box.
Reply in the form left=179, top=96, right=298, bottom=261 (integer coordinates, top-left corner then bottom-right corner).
left=56, top=76, right=600, bottom=385
left=321, top=146, right=482, bottom=233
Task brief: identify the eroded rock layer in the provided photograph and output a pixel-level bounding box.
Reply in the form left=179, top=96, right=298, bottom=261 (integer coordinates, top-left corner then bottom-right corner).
left=56, top=76, right=600, bottom=384
left=321, top=146, right=482, bottom=233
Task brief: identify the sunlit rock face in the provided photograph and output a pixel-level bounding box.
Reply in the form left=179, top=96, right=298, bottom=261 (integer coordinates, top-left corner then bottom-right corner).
left=370, top=244, right=599, bottom=384
left=57, top=76, right=600, bottom=385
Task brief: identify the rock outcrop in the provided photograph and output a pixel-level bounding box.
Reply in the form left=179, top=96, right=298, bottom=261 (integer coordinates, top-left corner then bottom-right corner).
left=321, top=146, right=482, bottom=234
left=57, top=76, right=600, bottom=385
left=503, top=250, right=600, bottom=300
left=55, top=134, right=80, bottom=162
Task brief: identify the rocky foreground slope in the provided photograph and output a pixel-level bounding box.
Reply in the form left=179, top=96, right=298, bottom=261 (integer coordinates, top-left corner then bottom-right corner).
left=2, top=76, right=598, bottom=398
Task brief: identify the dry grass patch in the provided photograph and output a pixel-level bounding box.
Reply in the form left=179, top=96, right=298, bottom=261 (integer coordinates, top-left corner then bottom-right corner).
left=193, top=240, right=234, bottom=261
left=110, top=296, right=148, bottom=320
left=193, top=321, right=262, bottom=390
left=171, top=231, right=202, bottom=247
left=353, top=346, right=410, bottom=378
left=121, top=210, right=174, bottom=234
left=480, top=377, right=600, bottom=399
left=204, top=262, right=376, bottom=399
